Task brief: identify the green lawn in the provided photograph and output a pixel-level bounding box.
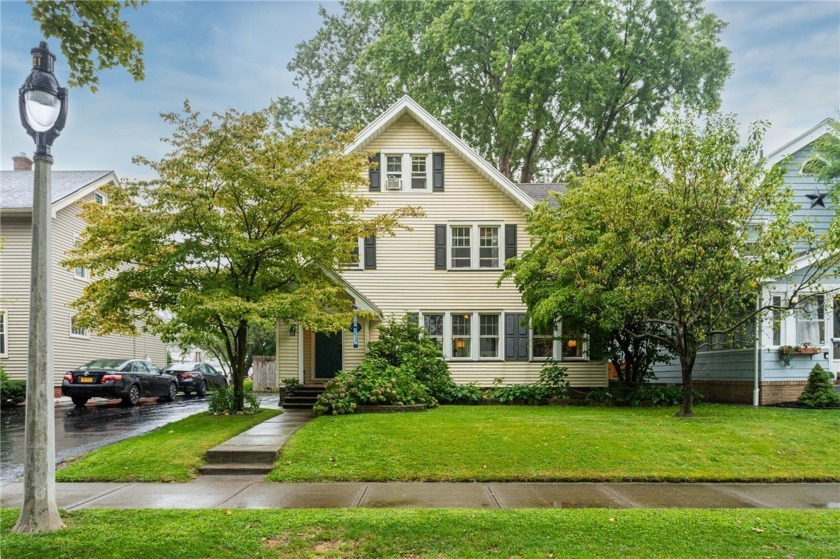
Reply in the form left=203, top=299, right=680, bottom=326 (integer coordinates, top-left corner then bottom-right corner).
left=57, top=409, right=280, bottom=482
left=269, top=404, right=840, bottom=482
left=3, top=508, right=838, bottom=559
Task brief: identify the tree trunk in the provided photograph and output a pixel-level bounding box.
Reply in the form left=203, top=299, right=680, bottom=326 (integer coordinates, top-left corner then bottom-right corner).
left=675, top=332, right=697, bottom=417
left=232, top=321, right=249, bottom=411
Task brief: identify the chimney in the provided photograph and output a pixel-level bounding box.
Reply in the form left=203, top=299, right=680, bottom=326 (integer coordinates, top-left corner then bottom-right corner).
left=12, top=153, right=33, bottom=171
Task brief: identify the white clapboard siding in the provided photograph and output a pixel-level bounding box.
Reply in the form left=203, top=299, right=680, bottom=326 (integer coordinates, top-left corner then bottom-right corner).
left=0, top=192, right=167, bottom=384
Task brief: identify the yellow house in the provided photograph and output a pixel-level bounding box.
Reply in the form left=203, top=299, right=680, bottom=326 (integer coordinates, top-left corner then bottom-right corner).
left=275, top=97, right=608, bottom=389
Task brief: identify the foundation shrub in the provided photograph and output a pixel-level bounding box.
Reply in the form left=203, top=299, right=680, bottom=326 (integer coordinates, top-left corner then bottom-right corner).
left=797, top=364, right=840, bottom=408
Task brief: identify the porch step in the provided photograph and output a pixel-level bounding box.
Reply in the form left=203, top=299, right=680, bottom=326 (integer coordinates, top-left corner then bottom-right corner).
left=282, top=384, right=325, bottom=410
left=199, top=463, right=274, bottom=475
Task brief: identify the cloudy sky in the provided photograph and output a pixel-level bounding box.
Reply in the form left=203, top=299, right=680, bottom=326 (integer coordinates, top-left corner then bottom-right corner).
left=1, top=0, right=838, bottom=179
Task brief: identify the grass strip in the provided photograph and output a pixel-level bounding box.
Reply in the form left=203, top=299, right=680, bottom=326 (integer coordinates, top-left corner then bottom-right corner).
left=2, top=508, right=838, bottom=558
left=56, top=409, right=280, bottom=482
left=269, top=404, right=840, bottom=482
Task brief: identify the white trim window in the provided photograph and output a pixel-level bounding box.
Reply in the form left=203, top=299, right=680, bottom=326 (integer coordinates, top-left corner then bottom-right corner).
left=771, top=293, right=784, bottom=346
left=795, top=294, right=826, bottom=346
left=385, top=155, right=403, bottom=190
left=561, top=325, right=586, bottom=360
left=93, top=190, right=107, bottom=205
left=411, top=155, right=427, bottom=189
left=451, top=313, right=472, bottom=359
left=343, top=238, right=364, bottom=270
left=531, top=322, right=555, bottom=360
left=423, top=313, right=444, bottom=350
left=0, top=310, right=7, bottom=357
left=479, top=313, right=500, bottom=358
left=448, top=224, right=504, bottom=270
left=70, top=316, right=88, bottom=338
left=450, top=226, right=472, bottom=268
left=73, top=239, right=87, bottom=280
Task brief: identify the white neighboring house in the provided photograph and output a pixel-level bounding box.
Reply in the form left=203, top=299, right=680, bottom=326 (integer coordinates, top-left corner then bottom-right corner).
left=0, top=155, right=167, bottom=391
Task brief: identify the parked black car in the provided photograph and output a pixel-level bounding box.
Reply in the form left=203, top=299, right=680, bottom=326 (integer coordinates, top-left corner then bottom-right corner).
left=62, top=359, right=178, bottom=407
left=163, top=362, right=228, bottom=397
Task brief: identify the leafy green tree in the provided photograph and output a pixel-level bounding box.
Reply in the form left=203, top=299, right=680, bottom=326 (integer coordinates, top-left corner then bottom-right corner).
left=509, top=109, right=838, bottom=417
left=29, top=0, right=146, bottom=91
left=64, top=102, right=420, bottom=411
left=290, top=0, right=730, bottom=181
left=806, top=118, right=840, bottom=197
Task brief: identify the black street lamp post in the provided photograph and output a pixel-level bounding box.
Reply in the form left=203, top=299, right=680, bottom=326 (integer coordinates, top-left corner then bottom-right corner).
left=13, top=41, right=68, bottom=534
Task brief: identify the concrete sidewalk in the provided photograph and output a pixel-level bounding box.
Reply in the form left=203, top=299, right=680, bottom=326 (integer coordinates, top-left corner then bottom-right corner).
left=2, top=479, right=837, bottom=510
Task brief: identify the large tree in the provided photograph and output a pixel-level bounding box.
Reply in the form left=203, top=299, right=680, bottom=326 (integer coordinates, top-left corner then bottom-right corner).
left=64, top=102, right=420, bottom=411
left=289, top=0, right=730, bottom=181
left=29, top=0, right=146, bottom=91
left=509, top=109, right=838, bottom=416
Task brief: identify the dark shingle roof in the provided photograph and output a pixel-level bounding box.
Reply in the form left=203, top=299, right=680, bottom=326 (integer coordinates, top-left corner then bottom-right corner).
left=518, top=183, right=566, bottom=203
left=0, top=170, right=113, bottom=210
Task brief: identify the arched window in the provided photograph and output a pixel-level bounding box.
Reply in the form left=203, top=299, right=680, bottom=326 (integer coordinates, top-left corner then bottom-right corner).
left=801, top=158, right=827, bottom=176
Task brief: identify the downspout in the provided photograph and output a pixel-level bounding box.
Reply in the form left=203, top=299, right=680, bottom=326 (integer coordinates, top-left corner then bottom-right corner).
left=753, top=292, right=762, bottom=406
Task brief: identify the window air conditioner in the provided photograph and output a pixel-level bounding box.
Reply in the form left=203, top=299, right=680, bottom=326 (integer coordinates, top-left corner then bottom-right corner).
left=385, top=177, right=402, bottom=190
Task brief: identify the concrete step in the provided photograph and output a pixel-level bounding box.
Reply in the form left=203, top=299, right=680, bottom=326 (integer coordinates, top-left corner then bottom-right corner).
left=282, top=402, right=315, bottom=409
left=205, top=448, right=278, bottom=465
left=199, top=463, right=273, bottom=475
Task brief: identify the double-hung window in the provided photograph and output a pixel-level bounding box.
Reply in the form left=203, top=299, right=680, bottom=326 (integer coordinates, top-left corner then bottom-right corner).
left=451, top=313, right=472, bottom=358
left=531, top=322, right=555, bottom=360
left=93, top=191, right=106, bottom=205
left=385, top=156, right=403, bottom=190
left=70, top=316, right=88, bottom=338
left=448, top=224, right=503, bottom=270
left=411, top=156, right=427, bottom=189
left=423, top=313, right=444, bottom=350
left=795, top=294, right=826, bottom=346
left=771, top=294, right=784, bottom=346
left=479, top=314, right=500, bottom=358
left=561, top=326, right=585, bottom=359
left=0, top=310, right=7, bottom=357
left=450, top=226, right=472, bottom=268
left=73, top=239, right=87, bottom=279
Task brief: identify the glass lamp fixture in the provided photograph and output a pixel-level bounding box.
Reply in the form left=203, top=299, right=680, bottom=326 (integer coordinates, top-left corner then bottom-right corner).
left=19, top=41, right=68, bottom=155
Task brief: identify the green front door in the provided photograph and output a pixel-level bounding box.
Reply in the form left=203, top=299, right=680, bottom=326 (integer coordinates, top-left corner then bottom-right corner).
left=315, top=332, right=343, bottom=379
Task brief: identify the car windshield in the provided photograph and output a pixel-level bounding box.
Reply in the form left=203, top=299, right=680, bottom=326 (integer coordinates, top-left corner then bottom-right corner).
left=165, top=363, right=199, bottom=372
left=79, top=359, right=129, bottom=370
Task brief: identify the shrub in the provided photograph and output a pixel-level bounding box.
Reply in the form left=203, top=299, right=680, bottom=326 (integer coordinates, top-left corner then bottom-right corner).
left=797, top=364, right=840, bottom=408
left=313, top=360, right=436, bottom=416
left=536, top=359, right=569, bottom=398
left=441, top=382, right=485, bottom=404
left=244, top=379, right=253, bottom=392
left=208, top=385, right=261, bottom=415
left=0, top=366, right=26, bottom=408
left=587, top=383, right=702, bottom=407
left=487, top=362, right=569, bottom=406
left=368, top=316, right=456, bottom=400
left=280, top=377, right=301, bottom=395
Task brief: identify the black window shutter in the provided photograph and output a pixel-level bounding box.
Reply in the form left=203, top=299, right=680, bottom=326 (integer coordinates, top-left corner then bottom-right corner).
left=432, top=153, right=445, bottom=192
left=369, top=153, right=381, bottom=192
left=505, top=224, right=517, bottom=267
left=505, top=313, right=528, bottom=361
left=434, top=224, right=446, bottom=270
left=364, top=236, right=377, bottom=269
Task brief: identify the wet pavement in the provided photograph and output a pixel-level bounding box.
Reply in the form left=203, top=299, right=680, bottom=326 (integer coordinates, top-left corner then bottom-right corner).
left=1, top=480, right=837, bottom=510
left=0, top=393, right=279, bottom=481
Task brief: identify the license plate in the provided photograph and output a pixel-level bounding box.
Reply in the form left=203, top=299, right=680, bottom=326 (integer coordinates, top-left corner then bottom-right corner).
left=80, top=377, right=94, bottom=383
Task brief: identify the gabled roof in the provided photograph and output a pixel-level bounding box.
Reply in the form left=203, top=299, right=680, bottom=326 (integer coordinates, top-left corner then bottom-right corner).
left=766, top=118, right=835, bottom=167
left=0, top=170, right=117, bottom=217
left=518, top=183, right=566, bottom=203
left=347, top=96, right=535, bottom=210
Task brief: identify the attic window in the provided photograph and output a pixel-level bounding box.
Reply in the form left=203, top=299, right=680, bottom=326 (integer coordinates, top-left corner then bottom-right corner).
left=801, top=158, right=827, bottom=176
left=93, top=191, right=106, bottom=205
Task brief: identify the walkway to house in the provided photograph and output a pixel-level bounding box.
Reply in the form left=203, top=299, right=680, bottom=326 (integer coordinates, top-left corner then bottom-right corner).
left=199, top=409, right=315, bottom=475
left=1, top=480, right=837, bottom=510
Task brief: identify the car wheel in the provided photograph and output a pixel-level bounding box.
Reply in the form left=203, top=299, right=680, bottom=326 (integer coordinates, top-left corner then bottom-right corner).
left=71, top=396, right=89, bottom=407
left=122, top=384, right=140, bottom=406
left=196, top=381, right=207, bottom=398
left=162, top=383, right=177, bottom=402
